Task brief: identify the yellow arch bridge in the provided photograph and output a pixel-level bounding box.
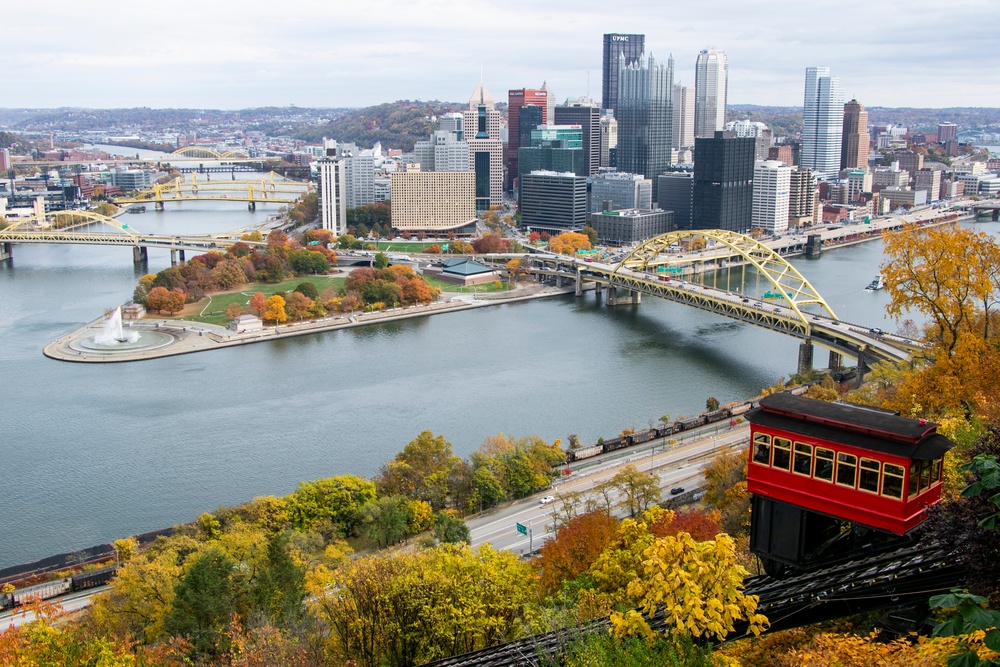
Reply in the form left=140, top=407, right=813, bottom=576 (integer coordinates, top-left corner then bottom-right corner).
left=114, top=172, right=314, bottom=210
left=496, top=230, right=919, bottom=377
left=0, top=211, right=266, bottom=265
left=170, top=146, right=252, bottom=159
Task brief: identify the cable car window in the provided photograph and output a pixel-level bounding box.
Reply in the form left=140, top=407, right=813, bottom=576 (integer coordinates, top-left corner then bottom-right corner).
left=752, top=433, right=771, bottom=465
left=836, top=453, right=857, bottom=487
left=859, top=458, right=880, bottom=493
left=882, top=463, right=904, bottom=499
left=931, top=458, right=942, bottom=484
left=772, top=437, right=791, bottom=471
left=814, top=448, right=834, bottom=481
left=919, top=460, right=931, bottom=492
left=909, top=463, right=919, bottom=497
left=793, top=443, right=812, bottom=475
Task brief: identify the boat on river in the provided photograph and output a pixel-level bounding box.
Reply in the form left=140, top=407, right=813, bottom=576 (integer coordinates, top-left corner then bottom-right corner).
left=865, top=275, right=885, bottom=291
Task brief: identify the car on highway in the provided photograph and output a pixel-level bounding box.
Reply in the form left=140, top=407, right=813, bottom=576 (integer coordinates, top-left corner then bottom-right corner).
left=539, top=495, right=555, bottom=504
left=670, top=487, right=685, bottom=496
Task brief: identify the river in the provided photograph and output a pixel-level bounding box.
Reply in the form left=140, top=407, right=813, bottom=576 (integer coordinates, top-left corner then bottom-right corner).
left=0, top=196, right=922, bottom=568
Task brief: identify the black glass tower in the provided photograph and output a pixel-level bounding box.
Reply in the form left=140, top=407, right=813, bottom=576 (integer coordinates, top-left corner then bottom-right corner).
left=602, top=33, right=645, bottom=116
left=616, top=53, right=673, bottom=205
left=692, top=131, right=756, bottom=232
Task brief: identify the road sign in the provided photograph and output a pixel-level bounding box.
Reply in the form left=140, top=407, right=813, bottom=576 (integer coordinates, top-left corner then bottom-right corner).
left=515, top=522, right=527, bottom=535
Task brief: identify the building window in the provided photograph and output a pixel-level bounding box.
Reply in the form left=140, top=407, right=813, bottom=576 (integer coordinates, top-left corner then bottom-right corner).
left=752, top=433, right=771, bottom=465
left=772, top=437, right=791, bottom=471
left=909, top=462, right=920, bottom=498
left=883, top=463, right=904, bottom=499
left=814, top=448, right=834, bottom=482
left=859, top=458, right=880, bottom=493
left=836, top=453, right=857, bottom=487
left=793, top=442, right=812, bottom=476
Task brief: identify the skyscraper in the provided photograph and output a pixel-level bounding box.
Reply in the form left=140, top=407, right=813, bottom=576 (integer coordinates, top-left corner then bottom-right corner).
left=672, top=83, right=695, bottom=149
left=694, top=48, right=728, bottom=138
left=840, top=99, right=870, bottom=171
left=752, top=160, right=792, bottom=235
left=801, top=67, right=844, bottom=180
left=463, top=83, right=503, bottom=211
left=602, top=33, right=645, bottom=115
left=616, top=52, right=674, bottom=204
left=507, top=88, right=549, bottom=190
left=599, top=112, right=617, bottom=167
left=692, top=131, right=755, bottom=232
left=554, top=98, right=601, bottom=176
left=318, top=157, right=347, bottom=235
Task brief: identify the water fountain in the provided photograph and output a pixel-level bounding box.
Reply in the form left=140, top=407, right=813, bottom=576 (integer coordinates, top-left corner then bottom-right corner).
left=69, top=306, right=176, bottom=354
left=93, top=306, right=139, bottom=344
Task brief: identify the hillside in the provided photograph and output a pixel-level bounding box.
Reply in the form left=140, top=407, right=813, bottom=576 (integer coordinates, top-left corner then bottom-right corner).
left=292, top=99, right=464, bottom=151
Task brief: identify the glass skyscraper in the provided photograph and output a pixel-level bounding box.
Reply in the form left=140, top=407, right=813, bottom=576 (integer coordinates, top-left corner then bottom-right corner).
left=801, top=67, right=844, bottom=181
left=602, top=33, right=645, bottom=116
left=616, top=52, right=674, bottom=205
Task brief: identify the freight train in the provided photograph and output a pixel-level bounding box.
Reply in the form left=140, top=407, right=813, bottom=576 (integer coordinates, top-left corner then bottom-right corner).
left=565, top=387, right=809, bottom=463
left=0, top=566, right=117, bottom=612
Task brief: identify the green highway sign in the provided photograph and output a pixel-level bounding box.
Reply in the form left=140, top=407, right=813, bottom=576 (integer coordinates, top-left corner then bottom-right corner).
left=516, top=522, right=527, bottom=535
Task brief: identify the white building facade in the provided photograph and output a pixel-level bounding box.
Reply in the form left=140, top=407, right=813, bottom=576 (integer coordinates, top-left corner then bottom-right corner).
left=694, top=48, right=728, bottom=138
left=801, top=67, right=844, bottom=180
left=752, top=160, right=792, bottom=235
left=318, top=157, right=347, bottom=235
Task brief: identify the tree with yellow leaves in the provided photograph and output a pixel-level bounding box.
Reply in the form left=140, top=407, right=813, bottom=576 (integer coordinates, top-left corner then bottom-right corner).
left=609, top=531, right=768, bottom=642
left=548, top=231, right=592, bottom=255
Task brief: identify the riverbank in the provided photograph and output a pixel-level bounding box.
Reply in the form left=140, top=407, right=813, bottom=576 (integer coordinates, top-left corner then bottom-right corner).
left=42, top=283, right=573, bottom=363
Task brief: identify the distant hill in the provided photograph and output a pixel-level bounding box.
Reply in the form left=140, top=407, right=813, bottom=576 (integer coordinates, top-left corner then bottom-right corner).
left=729, top=104, right=1000, bottom=138
left=293, top=100, right=465, bottom=152
left=728, top=105, right=802, bottom=139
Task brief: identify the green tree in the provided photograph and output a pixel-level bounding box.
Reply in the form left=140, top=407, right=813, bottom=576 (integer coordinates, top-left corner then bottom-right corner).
left=374, top=252, right=390, bottom=269
left=609, top=465, right=662, bottom=517
left=287, top=474, right=377, bottom=535
left=248, top=532, right=305, bottom=625
left=706, top=396, right=720, bottom=411
left=581, top=225, right=598, bottom=246
left=287, top=248, right=330, bottom=275
left=359, top=495, right=411, bottom=548
left=376, top=431, right=464, bottom=509
left=294, top=281, right=319, bottom=299
left=165, top=548, right=240, bottom=658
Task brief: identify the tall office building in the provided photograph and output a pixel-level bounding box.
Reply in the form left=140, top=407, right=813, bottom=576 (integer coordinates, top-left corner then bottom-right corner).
left=788, top=167, right=817, bottom=227
left=602, top=33, right=645, bottom=115
left=840, top=99, right=870, bottom=171
left=463, top=83, right=504, bottom=211
left=520, top=170, right=588, bottom=234
left=657, top=172, right=694, bottom=228
left=752, top=160, right=792, bottom=235
left=554, top=98, right=601, bottom=176
left=518, top=125, right=586, bottom=183
left=590, top=171, right=652, bottom=212
left=616, top=52, right=674, bottom=204
left=672, top=84, right=695, bottom=149
left=694, top=48, right=728, bottom=138
left=801, top=67, right=844, bottom=180
left=413, top=130, right=469, bottom=172
left=507, top=88, right=549, bottom=190
left=599, top=112, right=618, bottom=167
left=691, top=131, right=755, bottom=232
left=518, top=105, right=544, bottom=151
left=318, top=157, right=347, bottom=235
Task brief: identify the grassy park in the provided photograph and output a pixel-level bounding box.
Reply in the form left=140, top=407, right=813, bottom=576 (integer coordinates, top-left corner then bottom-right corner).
left=166, top=275, right=347, bottom=327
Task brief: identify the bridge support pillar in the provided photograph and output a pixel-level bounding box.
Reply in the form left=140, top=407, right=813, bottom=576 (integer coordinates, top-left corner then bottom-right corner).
left=248, top=201, right=256, bottom=211
left=154, top=201, right=164, bottom=211
left=854, top=347, right=870, bottom=388
left=994, top=209, right=998, bottom=222
left=607, top=288, right=640, bottom=306
left=797, top=339, right=814, bottom=375
left=170, top=249, right=178, bottom=266
left=805, top=234, right=823, bottom=257
left=575, top=272, right=582, bottom=297
left=132, top=246, right=148, bottom=263
left=594, top=282, right=602, bottom=297
left=178, top=249, right=185, bottom=263
left=828, top=351, right=843, bottom=372
left=0, top=242, right=11, bottom=261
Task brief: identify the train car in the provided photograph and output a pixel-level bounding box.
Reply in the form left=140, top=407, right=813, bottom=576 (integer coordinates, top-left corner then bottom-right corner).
left=567, top=444, right=603, bottom=462
left=12, top=578, right=72, bottom=606
left=71, top=565, right=117, bottom=592
left=746, top=393, right=954, bottom=576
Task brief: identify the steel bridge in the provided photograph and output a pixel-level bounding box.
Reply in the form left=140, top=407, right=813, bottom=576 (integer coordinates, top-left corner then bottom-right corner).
left=113, top=172, right=313, bottom=210
left=500, top=230, right=920, bottom=375
left=0, top=210, right=265, bottom=264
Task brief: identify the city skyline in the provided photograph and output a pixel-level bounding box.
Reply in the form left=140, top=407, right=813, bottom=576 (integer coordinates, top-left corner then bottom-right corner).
left=3, top=0, right=999, bottom=110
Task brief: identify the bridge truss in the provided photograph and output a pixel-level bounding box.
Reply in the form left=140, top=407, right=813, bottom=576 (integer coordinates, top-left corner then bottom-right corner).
left=170, top=146, right=251, bottom=159
left=114, top=172, right=313, bottom=206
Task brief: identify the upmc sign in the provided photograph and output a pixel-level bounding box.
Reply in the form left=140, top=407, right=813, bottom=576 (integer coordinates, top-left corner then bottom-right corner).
left=612, top=35, right=629, bottom=42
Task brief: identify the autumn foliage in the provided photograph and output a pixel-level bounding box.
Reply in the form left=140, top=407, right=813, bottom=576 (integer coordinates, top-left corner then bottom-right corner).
left=548, top=231, right=592, bottom=255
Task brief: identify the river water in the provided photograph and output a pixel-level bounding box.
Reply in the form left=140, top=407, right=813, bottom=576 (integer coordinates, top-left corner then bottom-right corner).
left=0, top=196, right=923, bottom=568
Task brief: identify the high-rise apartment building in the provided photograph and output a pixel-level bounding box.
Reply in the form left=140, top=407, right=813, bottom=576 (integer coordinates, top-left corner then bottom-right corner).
left=840, top=99, right=870, bottom=171
left=692, top=131, right=755, bottom=232
left=389, top=171, right=476, bottom=234
left=672, top=84, right=695, bottom=150
left=938, top=122, right=958, bottom=144
left=616, top=52, right=674, bottom=205
left=788, top=167, right=817, bottom=227
left=599, top=112, right=618, bottom=167
left=318, top=157, right=347, bottom=235
left=694, top=48, right=728, bottom=138
left=602, top=33, right=645, bottom=115
left=554, top=98, right=601, bottom=177
left=801, top=67, right=844, bottom=180
left=463, top=83, right=503, bottom=211
left=507, top=88, right=549, bottom=190
left=752, top=160, right=792, bottom=235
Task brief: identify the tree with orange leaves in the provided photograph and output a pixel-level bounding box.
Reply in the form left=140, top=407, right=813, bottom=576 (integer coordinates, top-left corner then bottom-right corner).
left=534, top=509, right=620, bottom=597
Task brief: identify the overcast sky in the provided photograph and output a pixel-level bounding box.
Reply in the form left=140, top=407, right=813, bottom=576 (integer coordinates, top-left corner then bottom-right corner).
left=4, top=0, right=997, bottom=110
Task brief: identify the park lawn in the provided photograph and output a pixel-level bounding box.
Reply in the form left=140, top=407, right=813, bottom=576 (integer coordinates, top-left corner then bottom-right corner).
left=368, top=240, right=443, bottom=253
left=421, top=275, right=509, bottom=294
left=162, top=275, right=347, bottom=326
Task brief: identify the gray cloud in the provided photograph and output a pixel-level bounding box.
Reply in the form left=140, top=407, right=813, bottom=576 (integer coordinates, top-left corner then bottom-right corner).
left=1, top=0, right=997, bottom=109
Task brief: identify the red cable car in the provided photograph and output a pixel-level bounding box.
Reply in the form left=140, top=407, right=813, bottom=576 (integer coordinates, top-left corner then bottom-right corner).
left=746, top=393, right=954, bottom=576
